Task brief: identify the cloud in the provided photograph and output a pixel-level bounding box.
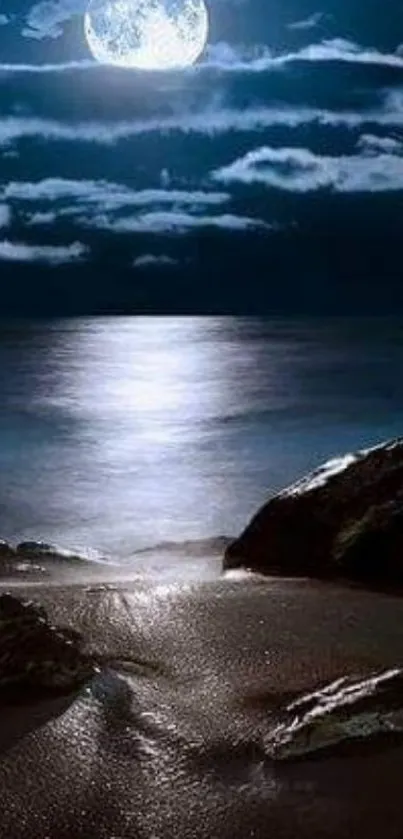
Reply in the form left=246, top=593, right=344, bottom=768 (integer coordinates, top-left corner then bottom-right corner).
left=287, top=12, right=328, bottom=31
left=3, top=178, right=229, bottom=210
left=22, top=0, right=84, bottom=40
left=358, top=134, right=403, bottom=154
left=3, top=37, right=403, bottom=74
left=3, top=177, right=265, bottom=235
left=0, top=14, right=9, bottom=26
left=89, top=211, right=267, bottom=234
left=26, top=210, right=58, bottom=225
left=0, top=111, right=335, bottom=148
left=198, top=38, right=403, bottom=73
left=0, top=204, right=11, bottom=228
left=284, top=39, right=403, bottom=69
left=0, top=60, right=96, bottom=74
left=212, top=141, right=403, bottom=193
left=1, top=95, right=403, bottom=152
left=205, top=41, right=254, bottom=68
left=2, top=149, right=19, bottom=160
left=205, top=38, right=403, bottom=72
left=0, top=240, right=88, bottom=263
left=133, top=254, right=178, bottom=268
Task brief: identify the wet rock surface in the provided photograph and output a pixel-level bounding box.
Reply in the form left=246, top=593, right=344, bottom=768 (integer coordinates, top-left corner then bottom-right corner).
left=265, top=668, right=403, bottom=761
left=224, top=438, right=403, bottom=585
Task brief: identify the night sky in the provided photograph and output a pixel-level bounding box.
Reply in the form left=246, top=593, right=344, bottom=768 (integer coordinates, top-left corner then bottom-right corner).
left=1, top=0, right=403, bottom=314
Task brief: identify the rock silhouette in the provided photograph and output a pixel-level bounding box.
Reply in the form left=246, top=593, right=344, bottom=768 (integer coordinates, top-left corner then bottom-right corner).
left=224, top=439, right=403, bottom=586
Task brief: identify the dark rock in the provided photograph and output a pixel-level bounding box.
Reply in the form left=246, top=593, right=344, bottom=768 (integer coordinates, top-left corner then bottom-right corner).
left=0, top=593, right=47, bottom=621
left=224, top=438, right=403, bottom=584
left=16, top=541, right=57, bottom=558
left=16, top=541, right=87, bottom=564
left=0, top=593, right=95, bottom=695
left=333, top=500, right=403, bottom=581
left=0, top=540, right=16, bottom=560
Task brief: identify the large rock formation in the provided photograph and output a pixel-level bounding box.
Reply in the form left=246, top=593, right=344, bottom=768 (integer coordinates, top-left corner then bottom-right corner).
left=224, top=439, right=403, bottom=585
left=0, top=593, right=95, bottom=696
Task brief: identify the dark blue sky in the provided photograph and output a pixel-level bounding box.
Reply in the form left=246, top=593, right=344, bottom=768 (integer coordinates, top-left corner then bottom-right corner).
left=0, top=0, right=403, bottom=313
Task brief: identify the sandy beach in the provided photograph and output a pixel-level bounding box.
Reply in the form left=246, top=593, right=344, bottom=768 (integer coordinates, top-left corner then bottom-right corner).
left=2, top=573, right=403, bottom=838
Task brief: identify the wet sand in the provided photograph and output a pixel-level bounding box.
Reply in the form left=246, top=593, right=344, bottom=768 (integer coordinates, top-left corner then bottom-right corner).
left=2, top=574, right=403, bottom=838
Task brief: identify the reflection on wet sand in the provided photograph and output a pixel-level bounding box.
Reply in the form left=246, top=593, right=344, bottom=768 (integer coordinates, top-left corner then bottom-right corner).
left=1, top=576, right=403, bottom=838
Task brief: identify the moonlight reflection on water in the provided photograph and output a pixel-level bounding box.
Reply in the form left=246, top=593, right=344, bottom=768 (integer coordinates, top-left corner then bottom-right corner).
left=1, top=317, right=403, bottom=562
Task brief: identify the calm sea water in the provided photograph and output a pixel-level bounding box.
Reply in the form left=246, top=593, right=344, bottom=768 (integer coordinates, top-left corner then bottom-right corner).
left=0, top=316, right=402, bottom=563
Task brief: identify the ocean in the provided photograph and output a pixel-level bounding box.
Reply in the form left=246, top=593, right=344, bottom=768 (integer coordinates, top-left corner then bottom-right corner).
left=3, top=316, right=403, bottom=839
left=1, top=316, right=402, bottom=573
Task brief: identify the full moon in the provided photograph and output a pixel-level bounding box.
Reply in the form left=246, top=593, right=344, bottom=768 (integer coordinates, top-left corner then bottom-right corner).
left=84, top=0, right=209, bottom=70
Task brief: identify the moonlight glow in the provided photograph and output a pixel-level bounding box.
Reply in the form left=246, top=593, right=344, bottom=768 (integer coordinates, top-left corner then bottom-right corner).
left=84, top=0, right=209, bottom=70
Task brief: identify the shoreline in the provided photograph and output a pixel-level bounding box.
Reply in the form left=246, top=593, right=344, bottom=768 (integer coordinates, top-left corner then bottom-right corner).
left=3, top=576, right=403, bottom=837
left=0, top=534, right=234, bottom=585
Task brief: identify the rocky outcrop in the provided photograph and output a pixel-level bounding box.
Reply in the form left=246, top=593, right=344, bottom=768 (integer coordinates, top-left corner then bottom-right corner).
left=0, top=540, right=16, bottom=560
left=134, top=535, right=233, bottom=557
left=224, top=439, right=403, bottom=585
left=16, top=541, right=88, bottom=562
left=0, top=540, right=102, bottom=579
left=0, top=594, right=95, bottom=696
left=17, top=541, right=57, bottom=557
left=265, top=668, right=403, bottom=761
left=0, top=539, right=48, bottom=577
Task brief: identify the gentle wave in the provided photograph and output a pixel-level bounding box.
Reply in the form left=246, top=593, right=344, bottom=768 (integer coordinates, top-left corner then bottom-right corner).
left=129, top=535, right=233, bottom=558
